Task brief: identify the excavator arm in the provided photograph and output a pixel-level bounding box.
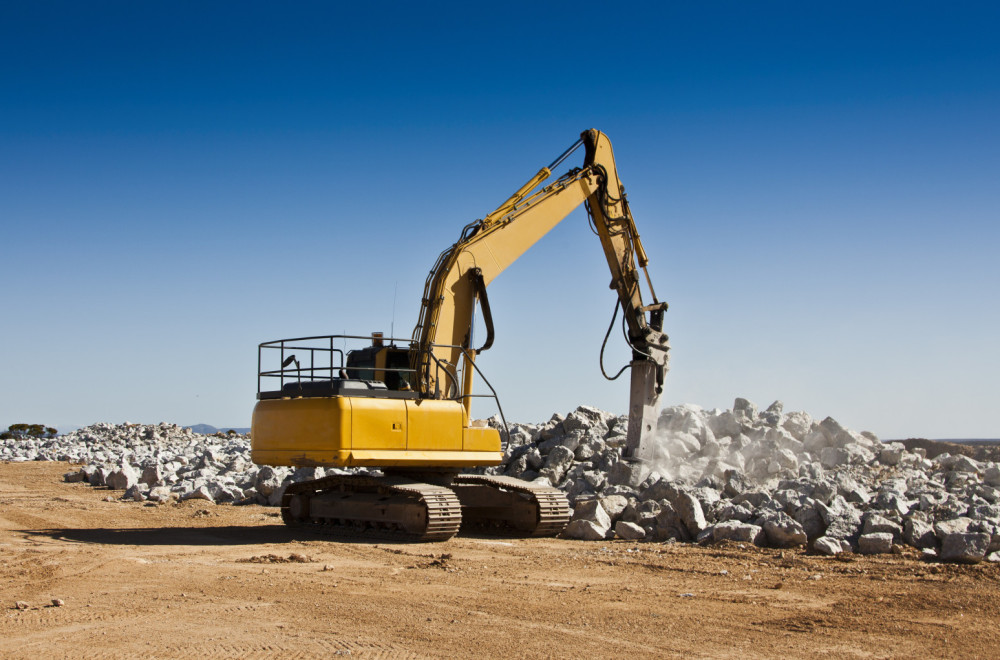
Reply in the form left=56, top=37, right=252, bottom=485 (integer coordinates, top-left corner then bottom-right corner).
left=411, top=129, right=669, bottom=459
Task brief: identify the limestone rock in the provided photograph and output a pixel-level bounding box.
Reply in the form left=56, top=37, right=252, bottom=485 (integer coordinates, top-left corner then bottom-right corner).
left=564, top=519, right=608, bottom=541
left=105, top=464, right=139, bottom=491
left=760, top=512, right=808, bottom=548
left=858, top=533, right=893, bottom=554
left=147, top=486, right=173, bottom=502
left=904, top=518, right=937, bottom=549
left=813, top=536, right=843, bottom=556
left=862, top=513, right=903, bottom=542
left=940, top=532, right=990, bottom=564
left=254, top=466, right=283, bottom=498
left=181, top=486, right=215, bottom=502
left=571, top=499, right=611, bottom=533
left=123, top=484, right=146, bottom=502
left=711, top=521, right=765, bottom=545
left=614, top=520, right=647, bottom=541
left=140, top=465, right=162, bottom=487
left=599, top=495, right=629, bottom=524
left=674, top=492, right=707, bottom=536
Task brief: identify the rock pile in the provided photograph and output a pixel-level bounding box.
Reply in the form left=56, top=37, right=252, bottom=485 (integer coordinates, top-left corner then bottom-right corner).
left=4, top=399, right=999, bottom=563
left=1, top=422, right=344, bottom=507
left=485, top=398, right=1000, bottom=564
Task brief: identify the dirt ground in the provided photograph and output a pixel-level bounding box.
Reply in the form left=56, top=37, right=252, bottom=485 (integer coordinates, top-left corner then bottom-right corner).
left=2, top=462, right=999, bottom=659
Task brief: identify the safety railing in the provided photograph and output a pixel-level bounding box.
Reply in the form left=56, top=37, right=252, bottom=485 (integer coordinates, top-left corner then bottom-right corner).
left=256, top=335, right=510, bottom=446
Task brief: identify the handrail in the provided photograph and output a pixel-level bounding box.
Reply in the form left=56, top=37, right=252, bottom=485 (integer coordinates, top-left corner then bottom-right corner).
left=256, top=334, right=510, bottom=448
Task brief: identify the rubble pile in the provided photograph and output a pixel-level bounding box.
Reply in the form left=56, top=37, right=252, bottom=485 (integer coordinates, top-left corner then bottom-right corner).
left=3, top=398, right=999, bottom=563
left=0, top=422, right=335, bottom=507
left=487, top=398, right=1000, bottom=563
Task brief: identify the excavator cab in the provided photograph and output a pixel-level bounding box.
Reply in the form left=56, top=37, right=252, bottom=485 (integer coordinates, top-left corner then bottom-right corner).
left=344, top=335, right=414, bottom=391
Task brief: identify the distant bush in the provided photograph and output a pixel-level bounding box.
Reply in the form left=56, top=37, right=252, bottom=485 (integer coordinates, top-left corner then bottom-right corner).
left=1, top=423, right=58, bottom=440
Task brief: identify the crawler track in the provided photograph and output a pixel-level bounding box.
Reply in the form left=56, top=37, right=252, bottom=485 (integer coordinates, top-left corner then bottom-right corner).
left=280, top=474, right=462, bottom=541
left=453, top=474, right=571, bottom=537
left=279, top=473, right=570, bottom=541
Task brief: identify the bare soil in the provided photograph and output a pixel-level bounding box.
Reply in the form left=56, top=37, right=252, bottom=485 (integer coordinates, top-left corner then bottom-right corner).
left=2, top=462, right=999, bottom=659
left=898, top=438, right=1000, bottom=463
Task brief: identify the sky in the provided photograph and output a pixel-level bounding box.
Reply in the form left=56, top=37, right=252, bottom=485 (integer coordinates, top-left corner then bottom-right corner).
left=1, top=2, right=997, bottom=439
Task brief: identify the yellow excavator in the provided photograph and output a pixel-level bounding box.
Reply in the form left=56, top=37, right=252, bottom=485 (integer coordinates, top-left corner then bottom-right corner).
left=251, top=129, right=669, bottom=540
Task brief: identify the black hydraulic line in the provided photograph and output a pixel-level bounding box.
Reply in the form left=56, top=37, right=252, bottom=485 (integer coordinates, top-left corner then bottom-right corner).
left=599, top=299, right=631, bottom=381
left=471, top=268, right=495, bottom=353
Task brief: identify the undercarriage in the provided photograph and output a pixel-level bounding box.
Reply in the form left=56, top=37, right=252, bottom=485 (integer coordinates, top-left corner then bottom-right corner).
left=280, top=472, right=570, bottom=541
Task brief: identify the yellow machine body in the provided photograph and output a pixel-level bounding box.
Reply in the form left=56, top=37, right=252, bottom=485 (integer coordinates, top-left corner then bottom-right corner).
left=251, top=396, right=502, bottom=468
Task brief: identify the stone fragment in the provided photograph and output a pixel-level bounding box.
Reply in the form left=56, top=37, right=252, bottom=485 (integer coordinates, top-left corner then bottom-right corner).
left=599, top=495, right=629, bottom=524
left=813, top=536, right=843, bottom=556
left=878, top=443, right=905, bottom=466
left=711, top=521, right=765, bottom=545
left=934, top=517, right=974, bottom=540
left=123, top=484, right=146, bottom=502
left=940, top=532, right=991, bottom=564
left=904, top=518, right=937, bottom=549
left=181, top=486, right=214, bottom=502
left=674, top=492, right=707, bottom=536
left=862, top=513, right=903, bottom=542
left=721, top=469, right=753, bottom=498
left=794, top=505, right=827, bottom=541
left=858, top=533, right=894, bottom=554
left=950, top=456, right=981, bottom=474
left=817, top=497, right=861, bottom=540
left=716, top=502, right=754, bottom=524
left=525, top=447, right=544, bottom=470
left=607, top=459, right=647, bottom=488
left=105, top=464, right=139, bottom=491
left=541, top=445, right=575, bottom=485
left=639, top=478, right=679, bottom=503
left=63, top=470, right=85, bottom=483
left=732, top=398, right=758, bottom=425
left=254, top=466, right=283, bottom=498
left=759, top=400, right=784, bottom=426
left=760, top=513, right=808, bottom=548
left=140, top=465, right=162, bottom=487
left=88, top=466, right=108, bottom=487
left=267, top=483, right=288, bottom=507
left=571, top=499, right=612, bottom=534
left=563, top=519, right=607, bottom=541
left=654, top=502, right=690, bottom=542
left=614, top=521, right=647, bottom=540
left=984, top=466, right=1000, bottom=488
left=147, top=486, right=173, bottom=502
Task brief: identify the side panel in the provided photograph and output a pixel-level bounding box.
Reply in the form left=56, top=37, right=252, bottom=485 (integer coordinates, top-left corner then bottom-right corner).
left=351, top=398, right=407, bottom=450
left=463, top=426, right=501, bottom=453
left=251, top=397, right=352, bottom=467
left=405, top=399, right=463, bottom=451
left=251, top=396, right=502, bottom=468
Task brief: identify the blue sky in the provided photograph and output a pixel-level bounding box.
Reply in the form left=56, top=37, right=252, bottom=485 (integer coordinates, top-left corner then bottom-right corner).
left=1, top=2, right=997, bottom=438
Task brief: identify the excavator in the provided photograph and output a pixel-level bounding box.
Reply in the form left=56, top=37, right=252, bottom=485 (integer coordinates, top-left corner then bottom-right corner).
left=251, top=129, right=670, bottom=541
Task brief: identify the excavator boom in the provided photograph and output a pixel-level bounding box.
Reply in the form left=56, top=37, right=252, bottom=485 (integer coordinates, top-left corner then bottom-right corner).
left=411, top=129, right=669, bottom=457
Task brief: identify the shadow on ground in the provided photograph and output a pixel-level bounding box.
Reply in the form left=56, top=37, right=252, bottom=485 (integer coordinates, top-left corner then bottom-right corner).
left=18, top=525, right=302, bottom=546
left=16, top=525, right=497, bottom=546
